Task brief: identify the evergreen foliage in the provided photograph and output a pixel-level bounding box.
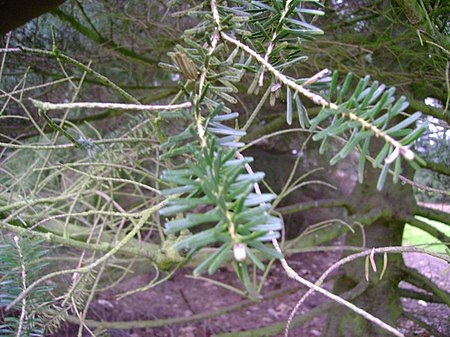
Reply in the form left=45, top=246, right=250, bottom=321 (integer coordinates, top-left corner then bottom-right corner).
left=0, top=236, right=51, bottom=336
left=0, top=0, right=448, bottom=336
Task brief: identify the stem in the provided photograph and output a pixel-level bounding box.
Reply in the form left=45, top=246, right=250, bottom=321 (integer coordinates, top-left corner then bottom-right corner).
left=209, top=1, right=415, bottom=162
left=277, top=198, right=352, bottom=215
left=5, top=200, right=167, bottom=311
left=285, top=246, right=449, bottom=335
left=30, top=99, right=191, bottom=112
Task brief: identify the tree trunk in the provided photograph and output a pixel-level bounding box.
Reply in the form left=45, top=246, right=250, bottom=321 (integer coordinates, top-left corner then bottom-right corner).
left=323, top=161, right=416, bottom=337
left=0, top=0, right=66, bottom=35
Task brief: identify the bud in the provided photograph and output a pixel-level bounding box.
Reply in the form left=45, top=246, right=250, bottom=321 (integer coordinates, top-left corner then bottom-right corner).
left=233, top=243, right=246, bottom=262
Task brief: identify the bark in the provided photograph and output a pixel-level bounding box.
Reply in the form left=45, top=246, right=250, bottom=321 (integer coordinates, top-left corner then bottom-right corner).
left=323, top=157, right=416, bottom=337
left=0, top=0, right=66, bottom=35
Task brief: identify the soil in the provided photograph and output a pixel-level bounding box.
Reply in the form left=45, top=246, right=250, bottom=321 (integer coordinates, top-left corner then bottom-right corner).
left=53, top=247, right=449, bottom=337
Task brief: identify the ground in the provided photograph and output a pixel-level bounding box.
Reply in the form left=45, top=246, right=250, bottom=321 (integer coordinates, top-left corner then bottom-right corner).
left=53, top=246, right=449, bottom=337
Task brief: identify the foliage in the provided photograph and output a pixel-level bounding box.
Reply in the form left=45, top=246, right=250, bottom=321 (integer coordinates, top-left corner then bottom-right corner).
left=0, top=0, right=449, bottom=336
left=0, top=236, right=51, bottom=336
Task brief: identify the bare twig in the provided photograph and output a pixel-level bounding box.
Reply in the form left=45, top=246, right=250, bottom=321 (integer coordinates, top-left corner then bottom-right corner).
left=30, top=98, right=191, bottom=112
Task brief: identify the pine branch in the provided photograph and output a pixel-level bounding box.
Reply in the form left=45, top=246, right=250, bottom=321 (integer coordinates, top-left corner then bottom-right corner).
left=211, top=23, right=416, bottom=163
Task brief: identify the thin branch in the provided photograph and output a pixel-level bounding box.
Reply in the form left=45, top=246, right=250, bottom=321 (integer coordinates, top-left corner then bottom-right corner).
left=277, top=198, right=352, bottom=215
left=1, top=46, right=140, bottom=105
left=0, top=137, right=156, bottom=151
left=30, top=98, right=191, bottom=112
left=52, top=8, right=158, bottom=66
left=213, top=282, right=367, bottom=337
left=0, top=220, right=157, bottom=260
left=398, top=288, right=444, bottom=304
left=213, top=27, right=415, bottom=162
left=5, top=200, right=167, bottom=311
left=285, top=246, right=449, bottom=335
left=272, top=239, right=405, bottom=337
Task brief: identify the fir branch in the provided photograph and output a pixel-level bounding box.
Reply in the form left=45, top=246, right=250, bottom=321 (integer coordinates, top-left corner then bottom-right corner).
left=209, top=1, right=415, bottom=162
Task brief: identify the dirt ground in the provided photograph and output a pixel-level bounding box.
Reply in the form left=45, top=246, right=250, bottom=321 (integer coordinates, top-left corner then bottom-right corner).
left=53, top=245, right=449, bottom=337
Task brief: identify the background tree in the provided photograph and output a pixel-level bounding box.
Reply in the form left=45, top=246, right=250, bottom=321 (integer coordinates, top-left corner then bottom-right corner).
left=0, top=1, right=448, bottom=336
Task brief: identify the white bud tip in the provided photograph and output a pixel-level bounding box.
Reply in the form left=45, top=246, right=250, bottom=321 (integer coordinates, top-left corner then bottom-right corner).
left=401, top=148, right=415, bottom=161
left=233, top=243, right=246, bottom=262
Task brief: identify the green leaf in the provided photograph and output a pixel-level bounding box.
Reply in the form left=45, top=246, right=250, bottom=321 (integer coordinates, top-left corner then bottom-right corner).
left=249, top=241, right=283, bottom=259
left=373, top=143, right=390, bottom=168
left=235, top=204, right=272, bottom=222
left=337, top=72, right=353, bottom=103
left=211, top=112, right=240, bottom=121
left=174, top=229, right=217, bottom=251
left=376, top=162, right=390, bottom=191
left=386, top=111, right=422, bottom=135
left=358, top=138, right=370, bottom=183
left=236, top=172, right=265, bottom=182
left=400, top=122, right=428, bottom=145
left=164, top=209, right=221, bottom=233
left=286, top=86, right=293, bottom=125
left=208, top=242, right=232, bottom=274
left=159, top=204, right=197, bottom=217
left=208, top=124, right=246, bottom=136
left=245, top=247, right=266, bottom=271
left=161, top=185, right=197, bottom=196
left=328, top=70, right=339, bottom=101
left=244, top=193, right=276, bottom=206
left=393, top=156, right=401, bottom=184
left=294, top=94, right=309, bottom=128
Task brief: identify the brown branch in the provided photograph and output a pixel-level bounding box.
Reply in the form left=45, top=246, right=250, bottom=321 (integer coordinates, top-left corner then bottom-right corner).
left=398, top=288, right=444, bottom=304
left=51, top=8, right=158, bottom=65
left=402, top=266, right=450, bottom=306
left=214, top=281, right=368, bottom=337
left=277, top=198, right=352, bottom=215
